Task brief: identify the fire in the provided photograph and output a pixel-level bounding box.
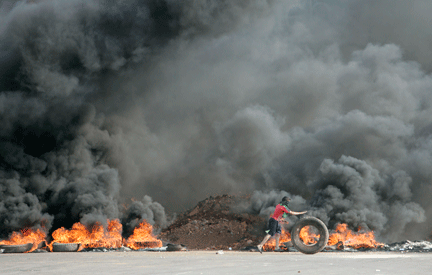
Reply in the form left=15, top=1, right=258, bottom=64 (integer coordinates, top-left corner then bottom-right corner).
left=263, top=226, right=320, bottom=251
left=328, top=223, right=384, bottom=249
left=0, top=228, right=46, bottom=252
left=49, top=219, right=122, bottom=251
left=263, top=228, right=291, bottom=251
left=124, top=221, right=162, bottom=250
left=48, top=219, right=162, bottom=251
left=262, top=222, right=382, bottom=251
left=299, top=226, right=320, bottom=245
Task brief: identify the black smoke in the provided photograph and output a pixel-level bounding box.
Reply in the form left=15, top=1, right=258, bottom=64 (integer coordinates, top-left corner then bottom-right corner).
left=1, top=0, right=431, bottom=243
left=0, top=0, right=274, bottom=237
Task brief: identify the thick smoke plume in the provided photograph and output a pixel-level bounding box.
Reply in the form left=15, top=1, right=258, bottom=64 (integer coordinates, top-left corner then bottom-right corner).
left=1, top=0, right=432, bottom=242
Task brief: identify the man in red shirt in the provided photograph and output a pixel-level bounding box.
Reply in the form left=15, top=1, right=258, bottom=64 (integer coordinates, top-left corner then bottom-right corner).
left=257, top=196, right=307, bottom=253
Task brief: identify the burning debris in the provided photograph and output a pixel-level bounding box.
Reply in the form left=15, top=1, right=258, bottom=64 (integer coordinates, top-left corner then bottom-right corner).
left=123, top=221, right=162, bottom=250
left=158, top=195, right=432, bottom=253
left=1, top=0, right=432, bottom=253
left=48, top=219, right=123, bottom=251
left=0, top=219, right=163, bottom=253
left=1, top=194, right=432, bottom=254
left=261, top=228, right=292, bottom=252
left=261, top=220, right=383, bottom=252
left=0, top=228, right=46, bottom=253
left=327, top=224, right=384, bottom=250
left=48, top=219, right=162, bottom=252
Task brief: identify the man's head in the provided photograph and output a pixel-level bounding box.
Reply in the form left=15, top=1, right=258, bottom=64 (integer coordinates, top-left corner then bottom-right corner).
left=281, top=196, right=290, bottom=207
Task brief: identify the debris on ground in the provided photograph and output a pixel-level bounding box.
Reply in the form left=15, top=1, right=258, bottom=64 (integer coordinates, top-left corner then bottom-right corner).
left=166, top=244, right=187, bottom=251
left=387, top=240, right=432, bottom=252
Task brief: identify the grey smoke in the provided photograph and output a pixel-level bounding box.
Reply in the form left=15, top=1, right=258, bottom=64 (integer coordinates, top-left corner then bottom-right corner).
left=122, top=195, right=172, bottom=237
left=238, top=190, right=308, bottom=227
left=1, top=0, right=432, bottom=242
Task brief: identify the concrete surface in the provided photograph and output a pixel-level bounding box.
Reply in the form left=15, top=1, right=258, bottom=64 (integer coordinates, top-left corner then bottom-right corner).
left=1, top=251, right=431, bottom=275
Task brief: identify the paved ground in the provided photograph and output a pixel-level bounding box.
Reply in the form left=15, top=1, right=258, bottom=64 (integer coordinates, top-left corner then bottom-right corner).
left=1, top=251, right=430, bottom=275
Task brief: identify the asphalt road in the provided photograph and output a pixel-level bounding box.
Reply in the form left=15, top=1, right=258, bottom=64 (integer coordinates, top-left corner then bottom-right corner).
left=0, top=251, right=430, bottom=275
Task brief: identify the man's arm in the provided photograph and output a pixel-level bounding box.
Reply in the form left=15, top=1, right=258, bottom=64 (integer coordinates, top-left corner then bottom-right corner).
left=280, top=210, right=307, bottom=223
left=287, top=210, right=307, bottom=215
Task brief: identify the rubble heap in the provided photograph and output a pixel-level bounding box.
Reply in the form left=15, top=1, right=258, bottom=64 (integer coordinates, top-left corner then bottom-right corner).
left=159, top=195, right=265, bottom=250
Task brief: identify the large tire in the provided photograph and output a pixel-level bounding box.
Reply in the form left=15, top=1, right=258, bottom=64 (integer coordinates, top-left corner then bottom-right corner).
left=0, top=243, right=33, bottom=253
left=290, top=216, right=329, bottom=254
left=52, top=242, right=80, bottom=252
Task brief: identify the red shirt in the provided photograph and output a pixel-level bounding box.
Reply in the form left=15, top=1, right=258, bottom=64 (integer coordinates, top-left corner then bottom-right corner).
left=271, top=204, right=290, bottom=220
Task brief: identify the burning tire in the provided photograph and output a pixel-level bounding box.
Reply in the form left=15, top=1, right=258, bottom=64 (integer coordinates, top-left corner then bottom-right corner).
left=290, top=216, right=329, bottom=254
left=52, top=242, right=80, bottom=252
left=37, top=241, right=46, bottom=249
left=134, top=241, right=160, bottom=249
left=0, top=243, right=33, bottom=253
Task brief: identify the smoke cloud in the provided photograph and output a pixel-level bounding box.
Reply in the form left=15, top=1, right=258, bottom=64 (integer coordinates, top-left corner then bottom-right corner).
left=1, top=0, right=432, bottom=242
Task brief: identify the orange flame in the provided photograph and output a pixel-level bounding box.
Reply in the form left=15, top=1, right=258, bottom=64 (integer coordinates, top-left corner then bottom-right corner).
left=49, top=219, right=122, bottom=251
left=262, top=222, right=382, bottom=251
left=263, top=228, right=291, bottom=251
left=48, top=219, right=162, bottom=251
left=328, top=223, right=383, bottom=249
left=124, top=221, right=162, bottom=250
left=299, top=226, right=320, bottom=245
left=0, top=228, right=46, bottom=252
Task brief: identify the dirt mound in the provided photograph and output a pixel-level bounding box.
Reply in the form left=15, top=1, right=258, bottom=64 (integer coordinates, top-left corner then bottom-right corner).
left=159, top=195, right=265, bottom=250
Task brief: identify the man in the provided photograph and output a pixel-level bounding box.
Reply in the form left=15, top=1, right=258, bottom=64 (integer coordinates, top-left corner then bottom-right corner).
left=257, top=196, right=307, bottom=253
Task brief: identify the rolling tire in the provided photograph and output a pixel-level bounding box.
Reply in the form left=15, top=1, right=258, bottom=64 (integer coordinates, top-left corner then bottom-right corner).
left=290, top=216, right=329, bottom=254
